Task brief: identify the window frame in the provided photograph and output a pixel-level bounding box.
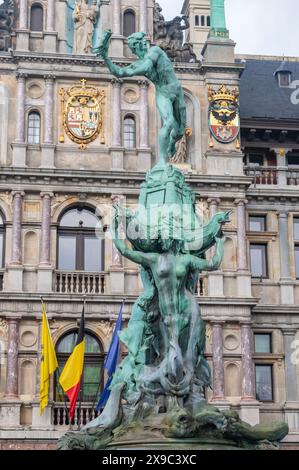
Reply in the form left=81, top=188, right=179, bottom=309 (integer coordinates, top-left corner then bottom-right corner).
left=250, top=243, right=268, bottom=278
left=57, top=207, right=105, bottom=272
left=123, top=9, right=136, bottom=37
left=254, top=332, right=272, bottom=354
left=201, top=15, right=205, bottom=26
left=195, top=15, right=199, bottom=27
left=255, top=363, right=274, bottom=402
left=248, top=215, right=267, bottom=233
left=27, top=110, right=41, bottom=145
left=30, top=3, right=44, bottom=32
left=54, top=330, right=105, bottom=403
left=123, top=114, right=136, bottom=149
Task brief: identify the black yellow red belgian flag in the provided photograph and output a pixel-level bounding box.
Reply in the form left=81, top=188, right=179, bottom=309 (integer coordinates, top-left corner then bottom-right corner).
left=59, top=308, right=85, bottom=419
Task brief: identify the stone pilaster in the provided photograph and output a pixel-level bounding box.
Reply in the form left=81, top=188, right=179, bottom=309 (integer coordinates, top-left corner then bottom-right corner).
left=138, top=80, right=151, bottom=170
left=12, top=74, right=27, bottom=167
left=111, top=0, right=123, bottom=56
left=140, top=0, right=148, bottom=33
left=207, top=197, right=224, bottom=296
left=7, top=192, right=24, bottom=291
left=5, top=318, right=20, bottom=398
left=271, top=148, right=292, bottom=186
left=44, top=0, right=58, bottom=52
left=239, top=322, right=260, bottom=425
left=278, top=211, right=294, bottom=304
left=111, top=79, right=124, bottom=170
left=235, top=198, right=251, bottom=297
left=38, top=193, right=53, bottom=292
left=211, top=322, right=225, bottom=400
left=16, top=0, right=29, bottom=51
left=41, top=76, right=55, bottom=168
left=109, top=195, right=125, bottom=294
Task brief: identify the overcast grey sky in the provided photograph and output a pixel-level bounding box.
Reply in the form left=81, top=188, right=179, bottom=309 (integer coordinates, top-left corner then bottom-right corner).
left=159, top=0, right=299, bottom=57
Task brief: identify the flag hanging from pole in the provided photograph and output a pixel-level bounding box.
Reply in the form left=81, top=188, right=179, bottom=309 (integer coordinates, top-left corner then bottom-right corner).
left=40, top=301, right=58, bottom=416
left=96, top=302, right=123, bottom=410
left=59, top=307, right=85, bottom=419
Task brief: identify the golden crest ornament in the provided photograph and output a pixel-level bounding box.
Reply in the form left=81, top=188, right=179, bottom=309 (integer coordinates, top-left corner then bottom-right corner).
left=59, top=79, right=106, bottom=149
left=208, top=84, right=240, bottom=146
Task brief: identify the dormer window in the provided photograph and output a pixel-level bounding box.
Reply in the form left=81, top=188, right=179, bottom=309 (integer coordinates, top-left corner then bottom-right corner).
left=274, top=60, right=292, bottom=88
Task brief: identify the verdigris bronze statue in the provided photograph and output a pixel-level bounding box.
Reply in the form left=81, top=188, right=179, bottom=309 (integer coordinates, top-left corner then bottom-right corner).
left=94, top=29, right=186, bottom=165
left=58, top=29, right=289, bottom=450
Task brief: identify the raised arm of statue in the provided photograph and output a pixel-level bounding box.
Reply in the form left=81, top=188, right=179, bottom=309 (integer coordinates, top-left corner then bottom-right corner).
left=190, top=236, right=225, bottom=272
left=112, top=208, right=155, bottom=267
left=180, top=16, right=189, bottom=30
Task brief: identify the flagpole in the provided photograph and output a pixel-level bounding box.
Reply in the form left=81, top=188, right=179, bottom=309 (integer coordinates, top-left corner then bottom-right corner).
left=89, top=298, right=125, bottom=421
left=77, top=294, right=86, bottom=430
left=40, top=296, right=70, bottom=426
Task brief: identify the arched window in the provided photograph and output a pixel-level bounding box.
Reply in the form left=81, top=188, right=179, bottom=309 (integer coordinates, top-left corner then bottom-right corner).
left=207, top=16, right=211, bottom=27
left=57, top=206, right=105, bottom=272
left=123, top=10, right=136, bottom=37
left=195, top=15, right=199, bottom=27
left=27, top=111, right=41, bottom=144
left=30, top=4, right=44, bottom=32
left=0, top=212, right=5, bottom=269
left=201, top=15, right=205, bottom=27
left=55, top=331, right=104, bottom=402
left=123, top=115, right=136, bottom=148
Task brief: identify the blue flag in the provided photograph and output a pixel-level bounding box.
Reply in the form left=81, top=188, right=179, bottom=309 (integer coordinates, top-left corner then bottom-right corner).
left=96, top=302, right=123, bottom=410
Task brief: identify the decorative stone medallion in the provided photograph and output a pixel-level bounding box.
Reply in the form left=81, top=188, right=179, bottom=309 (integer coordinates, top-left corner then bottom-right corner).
left=20, top=330, right=37, bottom=348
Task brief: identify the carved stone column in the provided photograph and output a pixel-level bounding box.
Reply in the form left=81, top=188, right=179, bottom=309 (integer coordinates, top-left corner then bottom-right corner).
left=10, top=191, right=24, bottom=266
left=139, top=80, right=149, bottom=149
left=278, top=211, right=294, bottom=304
left=241, top=323, right=255, bottom=400
left=5, top=318, right=20, bottom=398
left=41, top=76, right=55, bottom=167
left=235, top=199, right=248, bottom=271
left=211, top=322, right=225, bottom=400
left=140, top=0, right=148, bottom=33
left=46, top=0, right=55, bottom=31
left=39, top=192, right=53, bottom=266
left=111, top=79, right=124, bottom=170
left=113, top=0, right=121, bottom=34
left=111, top=0, right=123, bottom=56
left=16, top=0, right=29, bottom=51
left=15, top=74, right=26, bottom=144
left=44, top=0, right=58, bottom=52
left=207, top=197, right=224, bottom=296
left=234, top=199, right=251, bottom=297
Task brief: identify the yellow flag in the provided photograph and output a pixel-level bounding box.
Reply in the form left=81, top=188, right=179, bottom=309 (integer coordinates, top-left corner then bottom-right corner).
left=40, top=303, right=58, bottom=415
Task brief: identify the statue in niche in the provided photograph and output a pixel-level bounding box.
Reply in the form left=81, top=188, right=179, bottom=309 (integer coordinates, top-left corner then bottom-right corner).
left=171, top=127, right=192, bottom=164
left=0, top=0, right=15, bottom=51
left=153, top=3, right=197, bottom=63
left=72, top=0, right=100, bottom=54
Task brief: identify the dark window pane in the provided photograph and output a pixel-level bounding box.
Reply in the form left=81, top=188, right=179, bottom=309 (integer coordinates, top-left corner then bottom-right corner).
left=58, top=235, right=76, bottom=270
left=123, top=10, right=136, bottom=37
left=249, top=216, right=266, bottom=232
left=28, top=112, right=41, bottom=144
left=295, top=246, right=299, bottom=279
left=254, top=334, right=271, bottom=353
left=84, top=237, right=102, bottom=271
left=0, top=233, right=3, bottom=267
left=0, top=214, right=3, bottom=225
left=279, top=72, right=291, bottom=87
left=195, top=15, right=199, bottom=27
left=123, top=116, right=136, bottom=148
left=250, top=244, right=267, bottom=278
left=248, top=154, right=263, bottom=166
left=82, top=364, right=102, bottom=401
left=201, top=15, right=205, bottom=26
left=207, top=16, right=211, bottom=27
left=57, top=331, right=77, bottom=353
left=30, top=4, right=43, bottom=32
left=60, top=208, right=99, bottom=228
left=294, top=218, right=299, bottom=240
left=255, top=365, right=273, bottom=401
left=287, top=155, right=299, bottom=166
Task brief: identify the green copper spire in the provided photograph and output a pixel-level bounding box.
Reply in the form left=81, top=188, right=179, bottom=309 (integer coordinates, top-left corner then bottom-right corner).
left=210, top=0, right=229, bottom=39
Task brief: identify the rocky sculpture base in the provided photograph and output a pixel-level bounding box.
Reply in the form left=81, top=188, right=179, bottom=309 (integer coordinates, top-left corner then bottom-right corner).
left=58, top=400, right=288, bottom=450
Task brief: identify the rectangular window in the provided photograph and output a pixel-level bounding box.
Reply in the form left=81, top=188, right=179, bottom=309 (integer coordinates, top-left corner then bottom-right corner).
left=287, top=155, right=299, bottom=166
left=255, top=365, right=273, bottom=401
left=58, top=235, right=76, bottom=270
left=250, top=244, right=268, bottom=278
left=294, top=218, right=299, bottom=240
left=295, top=246, right=299, bottom=279
left=249, top=215, right=266, bottom=232
left=248, top=154, right=264, bottom=166
left=254, top=333, right=272, bottom=353
left=84, top=237, right=102, bottom=272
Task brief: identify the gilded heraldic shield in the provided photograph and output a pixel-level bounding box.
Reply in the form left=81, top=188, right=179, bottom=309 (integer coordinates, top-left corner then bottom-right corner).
left=208, top=84, right=240, bottom=145
left=60, top=79, right=106, bottom=149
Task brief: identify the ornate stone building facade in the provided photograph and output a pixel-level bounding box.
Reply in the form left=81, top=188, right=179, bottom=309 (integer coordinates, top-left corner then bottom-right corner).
left=0, top=0, right=298, bottom=449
